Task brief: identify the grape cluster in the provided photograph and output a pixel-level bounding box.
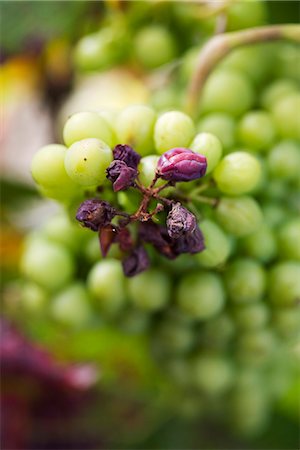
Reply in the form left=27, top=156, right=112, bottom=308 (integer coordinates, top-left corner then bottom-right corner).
left=24, top=38, right=300, bottom=436
left=73, top=0, right=267, bottom=73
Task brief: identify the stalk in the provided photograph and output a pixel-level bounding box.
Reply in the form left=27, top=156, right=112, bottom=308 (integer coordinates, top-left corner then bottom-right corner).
left=185, top=24, right=300, bottom=117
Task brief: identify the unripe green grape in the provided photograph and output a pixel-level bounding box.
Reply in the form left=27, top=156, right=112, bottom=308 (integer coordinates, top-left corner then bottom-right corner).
left=236, top=329, right=276, bottom=366
left=133, top=25, right=177, bottom=69
left=262, top=202, right=288, bottom=228
left=263, top=179, right=288, bottom=201
left=201, top=313, right=235, bottom=349
left=190, top=132, right=223, bottom=173
left=229, top=382, right=269, bottom=436
left=192, top=354, right=234, bottom=395
left=154, top=111, right=195, bottom=154
left=272, top=308, right=300, bottom=340
left=119, top=308, right=150, bottom=334
left=261, top=78, right=299, bottom=110
left=21, top=240, right=74, bottom=291
left=51, top=283, right=92, bottom=328
left=115, top=105, right=156, bottom=155
left=277, top=219, right=300, bottom=261
left=271, top=93, right=300, bottom=140
left=233, top=302, right=269, bottom=330
left=237, top=111, right=276, bottom=152
left=38, top=185, right=82, bottom=203
left=42, top=213, right=89, bottom=253
left=196, top=219, right=231, bottom=268
left=150, top=86, right=181, bottom=112
left=73, top=26, right=128, bottom=72
left=65, top=138, right=113, bottom=186
left=31, top=144, right=79, bottom=193
left=176, top=272, right=225, bottom=320
left=267, top=140, right=300, bottom=180
left=274, top=42, right=300, bottom=81
left=152, top=320, right=194, bottom=355
left=22, top=282, right=48, bottom=314
left=215, top=196, right=263, bottom=237
left=138, top=155, right=173, bottom=192
left=200, top=69, right=254, bottom=117
left=127, top=270, right=171, bottom=311
left=63, top=111, right=115, bottom=148
left=213, top=151, right=261, bottom=195
left=227, top=0, right=267, bottom=31
left=198, top=113, right=236, bottom=151
left=87, top=260, right=126, bottom=316
left=268, top=262, right=300, bottom=307
left=220, top=44, right=271, bottom=86
left=240, top=224, right=277, bottom=263
left=224, top=258, right=266, bottom=303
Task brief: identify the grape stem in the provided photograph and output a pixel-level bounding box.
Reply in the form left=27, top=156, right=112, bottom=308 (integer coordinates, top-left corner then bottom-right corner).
left=185, top=24, right=300, bottom=116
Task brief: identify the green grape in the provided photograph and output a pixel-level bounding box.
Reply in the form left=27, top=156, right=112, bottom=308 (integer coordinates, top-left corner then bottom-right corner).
left=133, top=25, right=177, bottom=69
left=213, top=152, right=262, bottom=195
left=201, top=313, right=235, bottom=349
left=237, top=111, right=276, bottom=152
left=272, top=308, right=300, bottom=340
left=64, top=138, right=113, bottom=186
left=267, top=140, right=300, bottom=180
left=240, top=224, right=277, bottom=263
left=152, top=319, right=194, bottom=355
left=150, top=87, right=181, bottom=113
left=20, top=240, right=74, bottom=291
left=63, top=111, right=115, bottom=148
left=224, top=258, right=266, bottom=303
left=176, top=272, right=225, bottom=320
left=262, top=202, right=288, bottom=228
left=83, top=234, right=102, bottom=264
left=261, top=78, right=299, bottom=110
left=192, top=354, right=234, bottom=395
left=215, top=196, right=263, bottom=237
left=274, top=42, right=300, bottom=81
left=22, top=282, right=48, bottom=314
left=87, top=260, right=126, bottom=317
left=154, top=111, right=195, bottom=155
left=263, top=179, right=289, bottom=201
left=196, top=219, right=231, bottom=268
left=227, top=0, right=267, bottom=31
left=229, top=380, right=270, bottom=436
left=197, top=113, right=236, bottom=151
left=138, top=155, right=174, bottom=192
left=31, top=144, right=79, bottom=193
left=277, top=218, right=300, bottom=261
left=268, top=262, right=300, bottom=307
left=178, top=45, right=202, bottom=85
left=37, top=185, right=82, bottom=203
left=73, top=26, right=129, bottom=72
left=115, top=105, right=156, bottom=155
left=42, top=213, right=89, bottom=253
left=236, top=329, right=276, bottom=366
left=271, top=93, right=300, bottom=140
left=233, top=302, right=269, bottom=330
left=127, top=270, right=171, bottom=311
left=200, top=69, right=254, bottom=117
left=220, top=44, right=271, bottom=86
left=190, top=132, right=223, bottom=173
left=119, top=308, right=150, bottom=334
left=51, top=282, right=92, bottom=328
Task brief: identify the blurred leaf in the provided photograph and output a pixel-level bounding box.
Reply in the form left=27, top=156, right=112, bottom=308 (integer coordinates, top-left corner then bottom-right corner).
left=0, top=1, right=89, bottom=55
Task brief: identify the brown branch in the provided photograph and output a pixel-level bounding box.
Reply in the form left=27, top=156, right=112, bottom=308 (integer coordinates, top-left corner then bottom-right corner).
left=185, top=24, right=300, bottom=117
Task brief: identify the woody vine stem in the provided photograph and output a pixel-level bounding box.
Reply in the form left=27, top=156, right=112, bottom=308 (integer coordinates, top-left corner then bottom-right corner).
left=185, top=24, right=300, bottom=117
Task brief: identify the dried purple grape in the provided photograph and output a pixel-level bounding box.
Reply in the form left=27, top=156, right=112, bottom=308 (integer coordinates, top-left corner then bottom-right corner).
left=113, top=144, right=141, bottom=169
left=76, top=199, right=116, bottom=231
left=106, top=160, right=137, bottom=192
left=167, top=203, right=197, bottom=239
left=122, top=246, right=150, bottom=277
